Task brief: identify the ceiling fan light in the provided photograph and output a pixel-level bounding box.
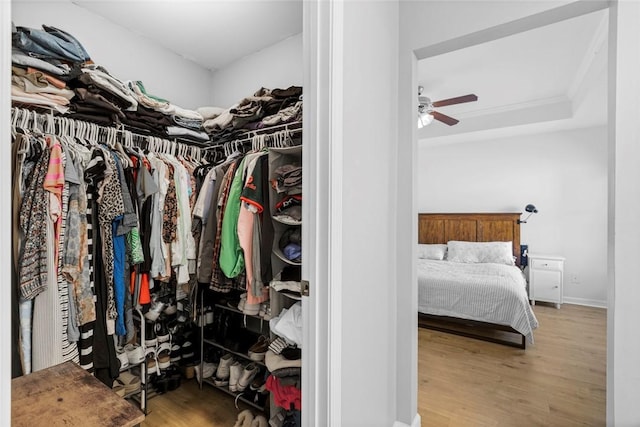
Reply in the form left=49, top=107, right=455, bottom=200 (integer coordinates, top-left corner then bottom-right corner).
left=417, top=111, right=433, bottom=128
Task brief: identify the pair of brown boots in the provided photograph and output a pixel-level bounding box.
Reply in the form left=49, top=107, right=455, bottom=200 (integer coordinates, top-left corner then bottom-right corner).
left=233, top=409, right=267, bottom=427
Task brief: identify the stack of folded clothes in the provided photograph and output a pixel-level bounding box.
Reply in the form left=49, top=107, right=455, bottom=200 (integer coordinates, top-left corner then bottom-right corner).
left=68, top=65, right=136, bottom=125
left=11, top=66, right=75, bottom=114
left=126, top=80, right=208, bottom=142
left=200, top=86, right=302, bottom=139
left=11, top=23, right=90, bottom=113
left=264, top=302, right=302, bottom=422
left=12, top=23, right=209, bottom=143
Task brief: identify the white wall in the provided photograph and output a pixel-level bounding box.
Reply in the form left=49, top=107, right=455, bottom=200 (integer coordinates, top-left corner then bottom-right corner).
left=1, top=2, right=12, bottom=426
left=209, top=33, right=302, bottom=108
left=11, top=0, right=212, bottom=109
left=609, top=2, right=640, bottom=426
left=340, top=2, right=399, bottom=425
left=418, top=126, right=608, bottom=306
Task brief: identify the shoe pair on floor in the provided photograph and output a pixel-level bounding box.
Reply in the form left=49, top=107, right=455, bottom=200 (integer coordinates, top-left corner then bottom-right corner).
left=234, top=409, right=267, bottom=427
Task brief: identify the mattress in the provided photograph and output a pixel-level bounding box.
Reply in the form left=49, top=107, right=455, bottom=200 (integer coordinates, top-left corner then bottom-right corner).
left=417, top=259, right=539, bottom=343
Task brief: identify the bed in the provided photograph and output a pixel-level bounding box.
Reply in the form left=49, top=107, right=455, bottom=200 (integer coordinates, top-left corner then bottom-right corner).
left=417, top=213, right=539, bottom=349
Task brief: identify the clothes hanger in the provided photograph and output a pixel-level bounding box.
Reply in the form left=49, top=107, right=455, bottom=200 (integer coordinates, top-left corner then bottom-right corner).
left=89, top=123, right=99, bottom=146
left=12, top=109, right=29, bottom=157
left=113, top=127, right=132, bottom=168
left=11, top=108, right=20, bottom=140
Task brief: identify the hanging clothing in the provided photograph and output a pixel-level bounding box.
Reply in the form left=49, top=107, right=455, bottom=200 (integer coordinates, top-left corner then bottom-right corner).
left=18, top=140, right=51, bottom=300
left=96, top=147, right=125, bottom=327
left=239, top=152, right=272, bottom=302
left=219, top=156, right=248, bottom=278
left=210, top=158, right=241, bottom=292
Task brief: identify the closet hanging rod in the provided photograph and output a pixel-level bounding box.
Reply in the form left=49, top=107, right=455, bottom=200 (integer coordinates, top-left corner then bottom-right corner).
left=10, top=105, right=213, bottom=148
left=11, top=107, right=209, bottom=157
left=207, top=120, right=302, bottom=150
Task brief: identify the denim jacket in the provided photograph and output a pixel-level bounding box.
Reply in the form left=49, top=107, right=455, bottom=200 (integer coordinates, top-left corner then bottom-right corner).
left=13, top=25, right=91, bottom=64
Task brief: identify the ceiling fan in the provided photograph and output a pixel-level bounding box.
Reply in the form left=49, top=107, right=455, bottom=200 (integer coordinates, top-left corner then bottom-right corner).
left=418, top=85, right=478, bottom=128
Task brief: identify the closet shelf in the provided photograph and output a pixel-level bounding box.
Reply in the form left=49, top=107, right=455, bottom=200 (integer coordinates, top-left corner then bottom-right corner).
left=201, top=378, right=267, bottom=412
left=123, top=388, right=143, bottom=400
left=275, top=290, right=302, bottom=301
left=203, top=338, right=267, bottom=368
left=272, top=216, right=302, bottom=226
left=120, top=360, right=143, bottom=373
left=214, top=303, right=268, bottom=323
left=273, top=248, right=302, bottom=266
left=207, top=120, right=302, bottom=149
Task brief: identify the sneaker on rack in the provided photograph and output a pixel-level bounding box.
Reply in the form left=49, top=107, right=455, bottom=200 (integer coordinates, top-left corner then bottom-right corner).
left=237, top=363, right=259, bottom=392
left=260, top=302, right=272, bottom=321
left=157, top=342, right=171, bottom=370
left=181, top=339, right=195, bottom=362
left=248, top=336, right=269, bottom=362
left=164, top=299, right=177, bottom=316
left=156, top=318, right=170, bottom=343
left=203, top=362, right=217, bottom=380
left=145, top=346, right=159, bottom=376
left=213, top=374, right=229, bottom=387
left=144, top=320, right=157, bottom=348
left=228, top=361, right=244, bottom=393
left=124, top=343, right=144, bottom=365
left=215, top=353, right=234, bottom=380
left=170, top=343, right=182, bottom=364
left=250, top=371, right=267, bottom=392
left=144, top=299, right=165, bottom=322
left=237, top=293, right=247, bottom=312
left=116, top=349, right=129, bottom=371
left=195, top=361, right=217, bottom=383
left=243, top=301, right=260, bottom=316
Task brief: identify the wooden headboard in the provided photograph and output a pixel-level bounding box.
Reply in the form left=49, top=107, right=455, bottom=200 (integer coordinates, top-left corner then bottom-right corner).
left=418, top=213, right=522, bottom=265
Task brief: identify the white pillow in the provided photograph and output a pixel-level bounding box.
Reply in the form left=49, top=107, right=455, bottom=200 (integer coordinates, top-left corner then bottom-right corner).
left=417, top=244, right=448, bottom=260
left=446, top=241, right=515, bottom=265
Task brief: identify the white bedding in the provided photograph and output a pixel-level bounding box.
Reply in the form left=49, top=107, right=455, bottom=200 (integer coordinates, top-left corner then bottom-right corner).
left=417, top=259, right=539, bottom=343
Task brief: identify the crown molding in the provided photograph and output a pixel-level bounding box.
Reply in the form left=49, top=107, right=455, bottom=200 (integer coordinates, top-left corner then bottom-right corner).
left=453, top=95, right=569, bottom=119
left=568, top=10, right=608, bottom=100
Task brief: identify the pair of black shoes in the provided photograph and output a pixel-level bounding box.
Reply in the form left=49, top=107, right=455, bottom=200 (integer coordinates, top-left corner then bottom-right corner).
left=144, top=318, right=170, bottom=347
left=152, top=366, right=181, bottom=394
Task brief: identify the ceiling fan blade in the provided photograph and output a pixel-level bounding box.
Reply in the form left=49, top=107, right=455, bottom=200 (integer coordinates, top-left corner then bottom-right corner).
left=431, top=111, right=459, bottom=126
left=432, top=94, right=478, bottom=108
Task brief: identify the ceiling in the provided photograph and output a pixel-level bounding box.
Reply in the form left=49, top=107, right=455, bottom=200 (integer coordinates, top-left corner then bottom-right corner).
left=72, top=0, right=303, bottom=71
left=418, top=9, right=608, bottom=145
left=65, top=1, right=606, bottom=143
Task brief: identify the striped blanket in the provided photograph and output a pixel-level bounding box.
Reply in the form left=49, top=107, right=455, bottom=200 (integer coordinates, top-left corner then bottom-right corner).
left=417, top=259, right=539, bottom=343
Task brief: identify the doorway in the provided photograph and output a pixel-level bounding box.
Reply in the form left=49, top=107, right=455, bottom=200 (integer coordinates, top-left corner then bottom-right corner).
left=414, top=7, right=609, bottom=425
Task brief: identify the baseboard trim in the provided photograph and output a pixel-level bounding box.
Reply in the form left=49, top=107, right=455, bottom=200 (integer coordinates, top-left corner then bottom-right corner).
left=563, top=297, right=607, bottom=308
left=393, top=413, right=421, bottom=427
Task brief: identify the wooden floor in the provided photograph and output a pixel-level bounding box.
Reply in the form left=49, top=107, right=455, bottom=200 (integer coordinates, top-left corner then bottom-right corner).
left=140, top=303, right=606, bottom=427
left=140, top=378, right=258, bottom=426
left=419, top=303, right=607, bottom=427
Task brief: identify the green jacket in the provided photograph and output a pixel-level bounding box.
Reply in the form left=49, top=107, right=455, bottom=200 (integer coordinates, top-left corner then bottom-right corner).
left=219, top=157, right=247, bottom=278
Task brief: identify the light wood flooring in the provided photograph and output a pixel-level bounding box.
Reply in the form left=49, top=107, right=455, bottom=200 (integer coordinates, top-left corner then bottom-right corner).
left=140, top=378, right=258, bottom=426
left=139, top=303, right=606, bottom=426
left=419, top=303, right=607, bottom=427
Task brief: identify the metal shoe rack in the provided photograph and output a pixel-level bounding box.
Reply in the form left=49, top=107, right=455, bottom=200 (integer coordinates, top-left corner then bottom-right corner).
left=198, top=289, right=270, bottom=412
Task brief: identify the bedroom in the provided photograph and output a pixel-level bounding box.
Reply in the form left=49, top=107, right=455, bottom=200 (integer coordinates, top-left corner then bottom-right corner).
left=1, top=1, right=639, bottom=426
left=414, top=6, right=608, bottom=425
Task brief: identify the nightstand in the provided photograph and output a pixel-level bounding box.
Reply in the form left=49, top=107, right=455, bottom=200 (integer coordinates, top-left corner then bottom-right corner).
left=528, top=254, right=564, bottom=309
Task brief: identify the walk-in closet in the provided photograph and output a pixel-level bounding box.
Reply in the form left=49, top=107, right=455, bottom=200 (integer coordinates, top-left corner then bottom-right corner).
left=9, top=2, right=304, bottom=426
